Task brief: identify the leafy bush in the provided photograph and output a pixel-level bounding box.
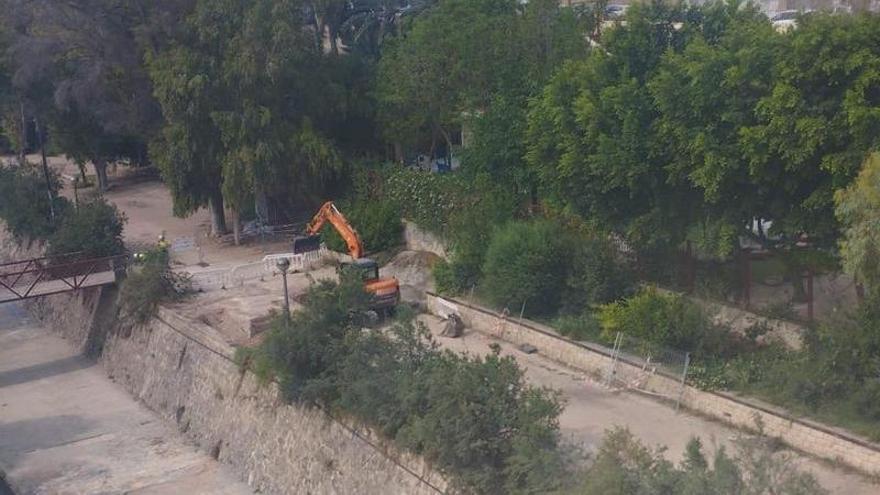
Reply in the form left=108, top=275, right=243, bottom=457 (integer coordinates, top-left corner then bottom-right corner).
left=322, top=199, right=402, bottom=254
left=553, top=312, right=602, bottom=341
left=576, top=428, right=825, bottom=495
left=119, top=250, right=191, bottom=323
left=384, top=167, right=464, bottom=235
left=598, top=288, right=727, bottom=353
left=438, top=183, right=520, bottom=294
left=246, top=275, right=569, bottom=494
left=562, top=232, right=633, bottom=313
left=482, top=220, right=571, bottom=317
left=0, top=163, right=70, bottom=240
left=47, top=200, right=126, bottom=258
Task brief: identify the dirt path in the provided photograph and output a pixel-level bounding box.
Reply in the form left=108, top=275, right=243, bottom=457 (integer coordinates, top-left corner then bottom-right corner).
left=416, top=313, right=878, bottom=494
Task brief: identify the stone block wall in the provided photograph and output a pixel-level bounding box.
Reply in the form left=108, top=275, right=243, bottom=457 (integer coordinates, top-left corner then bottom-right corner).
left=426, top=292, right=880, bottom=476
left=403, top=220, right=448, bottom=259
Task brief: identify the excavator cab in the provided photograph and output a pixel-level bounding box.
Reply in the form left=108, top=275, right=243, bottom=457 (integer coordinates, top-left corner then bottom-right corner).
left=342, top=258, right=380, bottom=282
left=295, top=201, right=400, bottom=311
left=292, top=234, right=322, bottom=255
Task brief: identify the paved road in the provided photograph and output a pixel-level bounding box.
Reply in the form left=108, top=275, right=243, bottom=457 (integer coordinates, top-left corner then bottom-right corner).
left=0, top=302, right=252, bottom=495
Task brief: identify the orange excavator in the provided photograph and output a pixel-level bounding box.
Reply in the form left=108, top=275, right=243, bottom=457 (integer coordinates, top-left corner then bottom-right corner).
left=293, top=202, right=400, bottom=310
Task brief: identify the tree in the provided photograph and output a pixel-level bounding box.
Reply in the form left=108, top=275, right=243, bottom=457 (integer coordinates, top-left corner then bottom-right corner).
left=481, top=220, right=571, bottom=316
left=836, top=153, right=880, bottom=292
left=376, top=0, right=523, bottom=160
left=0, top=163, right=68, bottom=241
left=739, top=12, right=880, bottom=243
left=47, top=200, right=126, bottom=258
left=6, top=0, right=168, bottom=191
left=148, top=39, right=228, bottom=236
left=576, top=427, right=826, bottom=495
left=526, top=3, right=698, bottom=255
left=649, top=3, right=780, bottom=255
left=150, top=0, right=345, bottom=241
left=339, top=0, right=437, bottom=58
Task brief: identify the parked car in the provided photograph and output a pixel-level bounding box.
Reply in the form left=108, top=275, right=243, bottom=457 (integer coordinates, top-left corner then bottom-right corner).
left=770, top=9, right=811, bottom=31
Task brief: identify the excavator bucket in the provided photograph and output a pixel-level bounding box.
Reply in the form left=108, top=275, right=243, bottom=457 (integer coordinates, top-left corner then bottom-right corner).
left=292, top=234, right=322, bottom=254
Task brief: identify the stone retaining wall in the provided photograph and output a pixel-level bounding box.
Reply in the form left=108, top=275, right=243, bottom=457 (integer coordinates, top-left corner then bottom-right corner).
left=426, top=292, right=880, bottom=476
left=33, top=290, right=446, bottom=495
left=403, top=220, right=447, bottom=259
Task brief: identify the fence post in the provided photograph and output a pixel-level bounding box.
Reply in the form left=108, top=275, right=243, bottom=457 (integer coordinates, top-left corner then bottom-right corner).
left=676, top=352, right=691, bottom=412
left=604, top=332, right=623, bottom=388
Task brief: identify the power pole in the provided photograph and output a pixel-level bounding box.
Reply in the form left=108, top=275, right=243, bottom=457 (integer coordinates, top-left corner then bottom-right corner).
left=34, top=116, right=56, bottom=223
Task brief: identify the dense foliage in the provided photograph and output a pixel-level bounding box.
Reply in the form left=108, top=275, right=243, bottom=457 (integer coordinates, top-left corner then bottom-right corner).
left=526, top=4, right=880, bottom=257
left=836, top=153, right=880, bottom=292
left=119, top=249, right=191, bottom=324
left=575, top=428, right=825, bottom=495
left=322, top=198, right=402, bottom=254
left=243, top=275, right=568, bottom=494
left=0, top=163, right=67, bottom=241
left=598, top=288, right=727, bottom=354
left=47, top=200, right=125, bottom=258
left=481, top=220, right=572, bottom=316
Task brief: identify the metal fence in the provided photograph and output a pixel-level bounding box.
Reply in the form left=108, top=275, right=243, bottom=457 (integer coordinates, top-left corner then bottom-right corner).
left=187, top=246, right=331, bottom=292
left=602, top=331, right=691, bottom=410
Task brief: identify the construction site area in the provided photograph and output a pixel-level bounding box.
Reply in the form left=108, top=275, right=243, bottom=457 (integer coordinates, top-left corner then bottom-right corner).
left=2, top=161, right=876, bottom=494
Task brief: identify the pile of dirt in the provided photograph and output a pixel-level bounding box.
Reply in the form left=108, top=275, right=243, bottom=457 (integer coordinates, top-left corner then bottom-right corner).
left=382, top=250, right=441, bottom=301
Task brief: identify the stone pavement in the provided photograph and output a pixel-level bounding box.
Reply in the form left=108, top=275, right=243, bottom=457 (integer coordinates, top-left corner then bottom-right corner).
left=0, top=302, right=252, bottom=495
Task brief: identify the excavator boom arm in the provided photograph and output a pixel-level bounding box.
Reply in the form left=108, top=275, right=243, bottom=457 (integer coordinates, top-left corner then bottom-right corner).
left=305, top=202, right=364, bottom=259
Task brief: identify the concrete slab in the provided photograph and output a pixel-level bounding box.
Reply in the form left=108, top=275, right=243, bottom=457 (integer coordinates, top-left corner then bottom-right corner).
left=0, top=302, right=253, bottom=495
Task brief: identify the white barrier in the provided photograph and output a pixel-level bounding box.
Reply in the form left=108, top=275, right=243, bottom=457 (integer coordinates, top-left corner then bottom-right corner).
left=263, top=246, right=329, bottom=274
left=187, top=247, right=330, bottom=292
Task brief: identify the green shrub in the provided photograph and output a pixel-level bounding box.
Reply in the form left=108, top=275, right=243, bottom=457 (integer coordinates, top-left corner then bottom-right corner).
left=562, top=233, right=633, bottom=313
left=246, top=275, right=569, bottom=494
left=119, top=250, right=191, bottom=323
left=384, top=167, right=464, bottom=235
left=482, top=220, right=571, bottom=317
left=576, top=428, right=825, bottom=495
left=598, top=288, right=724, bottom=353
left=553, top=312, right=602, bottom=341
left=322, top=199, right=402, bottom=254
left=47, top=200, right=126, bottom=258
left=852, top=381, right=880, bottom=422
left=438, top=185, right=520, bottom=294
left=0, top=163, right=70, bottom=240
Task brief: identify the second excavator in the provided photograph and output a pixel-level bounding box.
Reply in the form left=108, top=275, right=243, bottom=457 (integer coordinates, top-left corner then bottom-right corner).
left=293, top=201, right=400, bottom=311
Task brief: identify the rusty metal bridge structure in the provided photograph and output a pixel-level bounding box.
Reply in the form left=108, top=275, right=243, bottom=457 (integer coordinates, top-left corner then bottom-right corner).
left=0, top=253, right=128, bottom=304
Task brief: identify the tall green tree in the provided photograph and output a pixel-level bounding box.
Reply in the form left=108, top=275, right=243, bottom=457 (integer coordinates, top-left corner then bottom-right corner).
left=740, top=12, right=880, bottom=243
left=376, top=0, right=524, bottom=159
left=150, top=0, right=344, bottom=241
left=649, top=2, right=780, bottom=256
left=6, top=0, right=172, bottom=191
left=526, top=3, right=697, bottom=254
left=836, top=153, right=880, bottom=292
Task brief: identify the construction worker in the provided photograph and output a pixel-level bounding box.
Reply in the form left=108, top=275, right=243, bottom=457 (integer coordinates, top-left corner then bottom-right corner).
left=157, top=232, right=171, bottom=252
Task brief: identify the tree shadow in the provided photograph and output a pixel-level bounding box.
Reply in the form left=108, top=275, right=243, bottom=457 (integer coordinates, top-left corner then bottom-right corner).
left=0, top=414, right=97, bottom=469
left=0, top=355, right=92, bottom=389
